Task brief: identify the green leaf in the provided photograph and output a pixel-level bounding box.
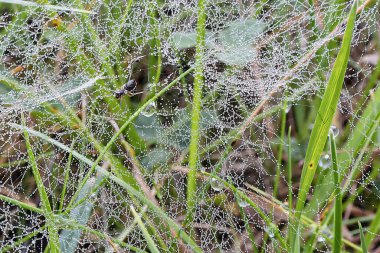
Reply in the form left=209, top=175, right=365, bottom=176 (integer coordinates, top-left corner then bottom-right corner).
left=172, top=31, right=216, bottom=50
left=135, top=114, right=161, bottom=144
left=172, top=32, right=197, bottom=50
left=159, top=109, right=219, bottom=150
left=219, top=19, right=265, bottom=48
left=140, top=147, right=174, bottom=171
left=59, top=177, right=100, bottom=253
left=215, top=46, right=256, bottom=66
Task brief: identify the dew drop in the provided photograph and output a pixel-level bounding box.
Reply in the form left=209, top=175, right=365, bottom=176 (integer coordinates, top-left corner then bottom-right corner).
left=141, top=102, right=157, bottom=117
left=210, top=178, right=223, bottom=192
left=285, top=104, right=291, bottom=113
left=318, top=154, right=331, bottom=169
left=330, top=125, right=339, bottom=138
left=237, top=198, right=249, bottom=207
left=317, top=236, right=325, bottom=242
left=264, top=225, right=275, bottom=238
left=147, top=83, right=157, bottom=91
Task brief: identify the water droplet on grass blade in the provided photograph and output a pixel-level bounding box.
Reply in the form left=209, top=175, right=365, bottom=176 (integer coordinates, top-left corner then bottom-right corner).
left=317, top=236, right=325, bottom=242
left=264, top=225, right=275, bottom=238
left=285, top=104, right=291, bottom=113
left=330, top=125, right=339, bottom=138
left=210, top=178, right=223, bottom=191
left=237, top=198, right=249, bottom=207
left=141, top=102, right=157, bottom=117
left=318, top=154, right=331, bottom=169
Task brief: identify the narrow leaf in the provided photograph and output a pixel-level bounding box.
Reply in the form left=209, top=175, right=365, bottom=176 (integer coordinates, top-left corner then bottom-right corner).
left=291, top=1, right=358, bottom=251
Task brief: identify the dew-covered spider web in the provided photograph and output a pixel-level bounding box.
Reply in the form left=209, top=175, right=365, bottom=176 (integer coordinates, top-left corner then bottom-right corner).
left=0, top=0, right=379, bottom=252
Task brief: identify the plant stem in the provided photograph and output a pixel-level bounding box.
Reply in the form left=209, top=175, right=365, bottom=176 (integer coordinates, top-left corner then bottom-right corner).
left=184, top=0, right=207, bottom=227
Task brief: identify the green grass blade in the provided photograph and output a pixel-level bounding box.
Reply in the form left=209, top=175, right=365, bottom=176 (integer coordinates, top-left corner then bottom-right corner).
left=130, top=205, right=161, bottom=253
left=21, top=113, right=60, bottom=252
left=291, top=1, right=357, bottom=251
left=358, top=222, right=368, bottom=253
left=0, top=194, right=44, bottom=214
left=330, top=132, right=342, bottom=253
left=185, top=0, right=207, bottom=226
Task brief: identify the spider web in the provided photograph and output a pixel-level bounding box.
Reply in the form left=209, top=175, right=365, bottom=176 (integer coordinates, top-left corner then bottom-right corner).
left=0, top=0, right=379, bottom=252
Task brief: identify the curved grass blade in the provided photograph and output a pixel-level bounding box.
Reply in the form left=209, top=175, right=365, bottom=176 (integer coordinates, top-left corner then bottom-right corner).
left=290, top=1, right=358, bottom=251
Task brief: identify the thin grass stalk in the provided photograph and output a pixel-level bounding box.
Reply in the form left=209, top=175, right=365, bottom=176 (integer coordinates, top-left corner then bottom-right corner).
left=21, top=113, right=60, bottom=252
left=146, top=0, right=162, bottom=99
left=184, top=0, right=207, bottom=227
left=330, top=132, right=342, bottom=253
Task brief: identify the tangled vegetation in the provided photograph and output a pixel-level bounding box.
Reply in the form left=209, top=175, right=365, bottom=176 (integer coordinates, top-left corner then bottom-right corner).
left=0, top=0, right=379, bottom=252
